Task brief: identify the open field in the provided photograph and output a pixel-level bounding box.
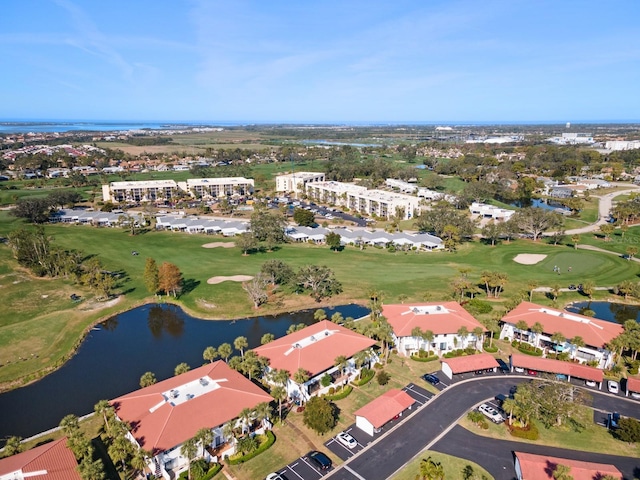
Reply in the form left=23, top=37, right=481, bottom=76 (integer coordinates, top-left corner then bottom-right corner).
left=0, top=211, right=638, bottom=389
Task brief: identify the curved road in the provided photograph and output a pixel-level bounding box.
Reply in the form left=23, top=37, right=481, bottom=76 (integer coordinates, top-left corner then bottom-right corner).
left=565, top=186, right=638, bottom=235
left=325, top=375, right=640, bottom=480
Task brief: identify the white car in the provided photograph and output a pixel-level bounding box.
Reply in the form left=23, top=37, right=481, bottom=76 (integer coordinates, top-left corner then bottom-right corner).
left=631, top=392, right=640, bottom=400
left=265, top=473, right=287, bottom=480
left=514, top=366, right=525, bottom=373
left=607, top=380, right=619, bottom=394
left=336, top=431, right=357, bottom=449
left=585, top=380, right=597, bottom=387
left=478, top=403, right=504, bottom=423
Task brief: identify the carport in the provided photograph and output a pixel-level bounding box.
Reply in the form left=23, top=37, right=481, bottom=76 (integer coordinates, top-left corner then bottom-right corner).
left=626, top=376, right=640, bottom=397
left=440, top=353, right=499, bottom=380
left=354, top=389, right=415, bottom=436
left=510, top=354, right=603, bottom=388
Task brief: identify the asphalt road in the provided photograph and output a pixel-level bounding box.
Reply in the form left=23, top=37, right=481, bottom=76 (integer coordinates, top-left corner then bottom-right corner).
left=325, top=375, right=640, bottom=480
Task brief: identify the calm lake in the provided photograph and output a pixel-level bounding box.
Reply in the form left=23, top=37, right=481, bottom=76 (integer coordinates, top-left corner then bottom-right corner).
left=0, top=303, right=368, bottom=442
left=565, top=301, right=640, bottom=324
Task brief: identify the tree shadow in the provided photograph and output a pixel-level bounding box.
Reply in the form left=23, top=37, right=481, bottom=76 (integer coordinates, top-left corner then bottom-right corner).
left=181, top=278, right=200, bottom=295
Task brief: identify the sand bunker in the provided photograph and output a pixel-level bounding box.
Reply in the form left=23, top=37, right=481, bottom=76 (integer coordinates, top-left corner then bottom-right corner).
left=207, top=275, right=254, bottom=285
left=513, top=254, right=547, bottom=265
left=202, top=242, right=235, bottom=248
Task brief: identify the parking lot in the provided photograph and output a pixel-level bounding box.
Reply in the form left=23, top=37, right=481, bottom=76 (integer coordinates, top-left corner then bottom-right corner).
left=273, top=452, right=335, bottom=480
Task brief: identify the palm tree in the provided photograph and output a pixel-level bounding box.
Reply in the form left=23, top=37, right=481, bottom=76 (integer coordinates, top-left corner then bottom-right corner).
left=222, top=422, right=237, bottom=446
left=271, top=368, right=290, bottom=388
left=139, top=371, right=157, bottom=388
left=130, top=448, right=151, bottom=478
left=482, top=317, right=499, bottom=348
left=411, top=326, right=423, bottom=353
left=293, top=368, right=310, bottom=402
left=234, top=336, right=248, bottom=358
left=218, top=343, right=232, bottom=362
left=352, top=350, right=369, bottom=375
left=552, top=464, right=574, bottom=480
left=78, top=456, right=106, bottom=480
left=260, top=333, right=275, bottom=345
left=419, top=456, right=445, bottom=480
left=59, top=414, right=80, bottom=437
left=334, top=355, right=348, bottom=378
left=515, top=320, right=529, bottom=342
left=313, top=309, right=327, bottom=321
left=255, top=402, right=272, bottom=426
left=551, top=284, right=561, bottom=302
left=502, top=398, right=517, bottom=425
left=94, top=399, right=114, bottom=435
left=551, top=332, right=566, bottom=354
left=194, top=427, right=213, bottom=458
left=457, top=326, right=469, bottom=349
left=421, top=330, right=435, bottom=356
left=108, top=435, right=133, bottom=474
left=270, top=385, right=287, bottom=422
left=180, top=437, right=198, bottom=480
left=203, top=346, right=218, bottom=363
left=472, top=326, right=484, bottom=351
left=238, top=407, right=253, bottom=434
left=570, top=336, right=585, bottom=360
left=3, top=436, right=23, bottom=456
left=174, top=362, right=190, bottom=376
left=531, top=322, right=544, bottom=348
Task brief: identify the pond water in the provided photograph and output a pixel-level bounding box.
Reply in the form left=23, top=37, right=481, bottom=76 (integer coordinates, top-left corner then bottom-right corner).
left=511, top=199, right=571, bottom=212
left=565, top=301, right=640, bottom=324
left=0, top=303, right=368, bottom=442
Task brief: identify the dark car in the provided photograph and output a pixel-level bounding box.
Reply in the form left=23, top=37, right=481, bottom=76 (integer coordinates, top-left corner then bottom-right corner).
left=568, top=284, right=577, bottom=290
left=422, top=373, right=440, bottom=385
left=607, top=412, right=621, bottom=430
left=308, top=451, right=332, bottom=471
left=494, top=393, right=508, bottom=407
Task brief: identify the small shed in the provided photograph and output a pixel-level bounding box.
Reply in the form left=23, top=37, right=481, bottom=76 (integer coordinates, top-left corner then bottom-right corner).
left=354, top=389, right=415, bottom=436
left=441, top=353, right=499, bottom=379
left=626, top=376, right=640, bottom=397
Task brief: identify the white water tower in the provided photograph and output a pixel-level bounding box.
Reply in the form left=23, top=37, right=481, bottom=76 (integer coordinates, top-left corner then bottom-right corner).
left=566, top=122, right=571, bottom=129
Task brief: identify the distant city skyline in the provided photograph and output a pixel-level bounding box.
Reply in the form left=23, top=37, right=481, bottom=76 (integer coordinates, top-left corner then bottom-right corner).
left=2, top=0, right=640, bottom=123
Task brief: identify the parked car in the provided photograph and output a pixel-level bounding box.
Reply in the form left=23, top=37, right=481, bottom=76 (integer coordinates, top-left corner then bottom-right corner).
left=494, top=394, right=508, bottom=407
left=478, top=403, right=504, bottom=423
left=266, top=473, right=289, bottom=480
left=474, top=370, right=484, bottom=375
left=514, top=366, right=525, bottom=373
left=585, top=380, right=597, bottom=387
left=607, top=412, right=621, bottom=429
left=527, top=370, right=538, bottom=376
left=509, top=385, right=518, bottom=395
left=336, top=431, right=357, bottom=449
left=308, top=451, right=332, bottom=470
left=556, top=374, right=567, bottom=380
left=422, top=373, right=440, bottom=385
left=631, top=391, right=640, bottom=400
left=607, top=381, right=619, bottom=394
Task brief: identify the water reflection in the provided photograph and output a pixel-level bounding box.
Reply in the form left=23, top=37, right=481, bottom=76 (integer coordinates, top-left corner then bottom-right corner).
left=0, top=303, right=368, bottom=442
left=565, top=302, right=640, bottom=324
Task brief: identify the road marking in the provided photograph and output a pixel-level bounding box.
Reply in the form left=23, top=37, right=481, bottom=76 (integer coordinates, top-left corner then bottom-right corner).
left=344, top=465, right=367, bottom=480
left=405, top=385, right=432, bottom=401
left=301, top=457, right=324, bottom=477
left=286, top=465, right=304, bottom=479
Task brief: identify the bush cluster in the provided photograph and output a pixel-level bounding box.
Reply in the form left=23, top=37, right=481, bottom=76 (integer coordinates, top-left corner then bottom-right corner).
left=443, top=348, right=476, bottom=358
left=352, top=368, right=375, bottom=386
left=509, top=422, right=539, bottom=440
left=323, top=385, right=353, bottom=400
left=178, top=461, right=222, bottom=480
left=512, top=341, right=543, bottom=356
left=463, top=298, right=493, bottom=315
left=227, top=431, right=275, bottom=465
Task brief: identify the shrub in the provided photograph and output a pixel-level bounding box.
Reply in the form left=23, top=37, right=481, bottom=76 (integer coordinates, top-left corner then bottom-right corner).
left=323, top=385, right=353, bottom=400
left=516, top=342, right=543, bottom=356
left=352, top=369, right=375, bottom=386
left=321, top=374, right=332, bottom=387
left=227, top=431, right=276, bottom=465
left=483, top=344, right=498, bottom=353
left=328, top=387, right=335, bottom=395
left=178, top=461, right=222, bottom=480
left=410, top=354, right=439, bottom=363
left=373, top=362, right=383, bottom=369
left=509, top=423, right=539, bottom=440
left=464, top=299, right=493, bottom=316
left=376, top=370, right=390, bottom=386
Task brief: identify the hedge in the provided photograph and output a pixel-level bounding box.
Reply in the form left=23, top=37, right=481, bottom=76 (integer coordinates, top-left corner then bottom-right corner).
left=352, top=369, right=375, bottom=386
left=226, top=431, right=276, bottom=465
left=483, top=345, right=498, bottom=353
left=509, top=422, right=539, bottom=440
left=322, top=385, right=353, bottom=400
left=178, top=463, right=222, bottom=480
left=517, top=346, right=543, bottom=356
left=410, top=354, right=439, bottom=363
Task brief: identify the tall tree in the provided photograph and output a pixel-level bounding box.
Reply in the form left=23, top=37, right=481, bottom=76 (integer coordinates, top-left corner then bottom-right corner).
left=143, top=257, right=159, bottom=295
left=242, top=273, right=269, bottom=308
left=325, top=231, right=342, bottom=252
left=296, top=265, right=342, bottom=302
left=195, top=427, right=214, bottom=458
left=180, top=437, right=198, bottom=480
left=158, top=262, right=182, bottom=297
left=234, top=336, right=249, bottom=358
left=302, top=396, right=337, bottom=435
left=270, top=385, right=287, bottom=423
left=3, top=436, right=23, bottom=456
left=261, top=333, right=275, bottom=345
left=203, top=346, right=218, bottom=363
left=174, top=362, right=190, bottom=376
left=139, top=371, right=157, bottom=387
left=218, top=343, right=233, bottom=362
left=513, top=207, right=557, bottom=241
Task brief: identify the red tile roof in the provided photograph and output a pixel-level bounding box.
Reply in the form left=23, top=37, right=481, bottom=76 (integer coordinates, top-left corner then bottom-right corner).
left=252, top=320, right=376, bottom=377
left=502, top=302, right=623, bottom=348
left=441, top=353, right=499, bottom=374
left=382, top=302, right=484, bottom=337
left=111, top=361, right=272, bottom=453
left=0, top=437, right=81, bottom=480
left=511, top=354, right=603, bottom=382
left=515, top=451, right=622, bottom=479
left=354, top=389, right=415, bottom=428
left=627, top=376, right=640, bottom=393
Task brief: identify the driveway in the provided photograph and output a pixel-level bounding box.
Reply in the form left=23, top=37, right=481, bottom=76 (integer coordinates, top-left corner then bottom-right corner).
left=565, top=186, right=639, bottom=235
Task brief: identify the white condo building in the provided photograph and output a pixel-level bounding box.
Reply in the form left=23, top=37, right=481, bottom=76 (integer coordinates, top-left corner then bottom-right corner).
left=305, top=181, right=421, bottom=220
left=102, top=177, right=253, bottom=203
left=275, top=172, right=325, bottom=195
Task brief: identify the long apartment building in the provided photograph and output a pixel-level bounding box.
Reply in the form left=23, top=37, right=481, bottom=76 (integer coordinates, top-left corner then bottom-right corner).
left=305, top=181, right=421, bottom=220
left=275, top=171, right=325, bottom=195
left=102, top=177, right=254, bottom=203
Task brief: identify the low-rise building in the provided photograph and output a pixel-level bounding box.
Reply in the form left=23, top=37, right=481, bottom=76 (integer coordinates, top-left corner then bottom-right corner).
left=514, top=451, right=621, bottom=480
left=500, top=302, right=623, bottom=369
left=0, top=437, right=82, bottom=480
left=354, top=389, right=415, bottom=436
left=253, top=320, right=377, bottom=403
left=469, top=202, right=515, bottom=221
left=110, top=361, right=273, bottom=479
left=382, top=302, right=485, bottom=357
left=275, top=172, right=325, bottom=195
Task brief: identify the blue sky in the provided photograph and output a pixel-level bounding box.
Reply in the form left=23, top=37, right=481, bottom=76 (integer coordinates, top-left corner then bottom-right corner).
left=1, top=0, right=639, bottom=123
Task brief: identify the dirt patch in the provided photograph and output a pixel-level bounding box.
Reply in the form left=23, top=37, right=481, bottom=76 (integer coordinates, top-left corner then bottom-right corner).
left=79, top=296, right=123, bottom=311
left=513, top=254, right=547, bottom=265
left=207, top=275, right=254, bottom=285
left=202, top=242, right=235, bottom=248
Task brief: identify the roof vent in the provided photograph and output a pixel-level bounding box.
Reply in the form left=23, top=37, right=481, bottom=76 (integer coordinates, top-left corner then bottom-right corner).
left=559, top=313, right=564, bottom=317
left=436, top=306, right=442, bottom=311
left=324, top=331, right=330, bottom=336
left=310, top=335, right=316, bottom=342
left=294, top=343, right=301, bottom=349
left=412, top=307, right=419, bottom=314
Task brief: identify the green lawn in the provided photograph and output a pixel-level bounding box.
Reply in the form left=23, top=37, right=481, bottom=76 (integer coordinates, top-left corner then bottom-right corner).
left=390, top=452, right=494, bottom=480
left=1, top=211, right=639, bottom=388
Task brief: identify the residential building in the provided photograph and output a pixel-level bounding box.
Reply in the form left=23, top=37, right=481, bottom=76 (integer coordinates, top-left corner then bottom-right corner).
left=514, top=451, right=621, bottom=480
left=305, top=181, right=421, bottom=220
left=110, top=361, right=273, bottom=479
left=382, top=302, right=485, bottom=357
left=253, top=320, right=377, bottom=403
left=469, top=202, right=515, bottom=221
left=0, top=437, right=82, bottom=480
left=605, top=140, right=640, bottom=151
left=155, top=215, right=249, bottom=235
left=102, top=180, right=179, bottom=203
left=178, top=177, right=254, bottom=199
left=354, top=389, right=415, bottom=436
left=500, top=302, right=623, bottom=369
left=275, top=172, right=325, bottom=195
